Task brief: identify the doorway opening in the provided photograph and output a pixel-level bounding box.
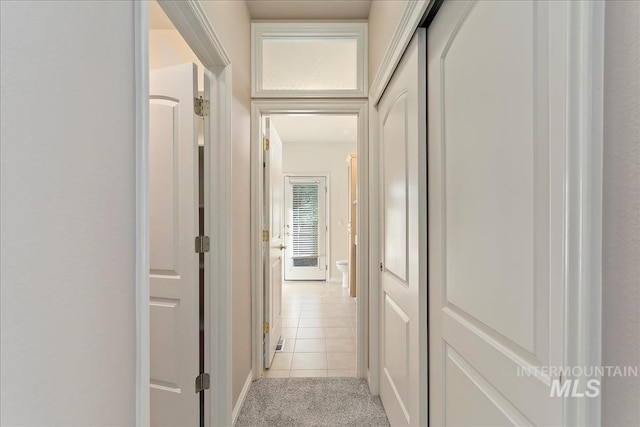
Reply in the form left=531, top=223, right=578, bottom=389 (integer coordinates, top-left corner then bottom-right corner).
left=148, top=4, right=206, bottom=425
left=138, top=1, right=234, bottom=425
left=261, top=113, right=359, bottom=377
left=251, top=102, right=369, bottom=384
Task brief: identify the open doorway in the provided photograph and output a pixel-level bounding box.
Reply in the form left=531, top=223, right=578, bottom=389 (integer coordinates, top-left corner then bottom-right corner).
left=140, top=1, right=234, bottom=425
left=148, top=3, right=207, bottom=425
left=262, top=114, right=358, bottom=377
left=251, top=101, right=369, bottom=384
left=273, top=114, right=357, bottom=285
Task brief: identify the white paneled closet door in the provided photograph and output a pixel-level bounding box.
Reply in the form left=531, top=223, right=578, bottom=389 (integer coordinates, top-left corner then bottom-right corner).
left=428, top=1, right=571, bottom=425
left=378, top=29, right=427, bottom=427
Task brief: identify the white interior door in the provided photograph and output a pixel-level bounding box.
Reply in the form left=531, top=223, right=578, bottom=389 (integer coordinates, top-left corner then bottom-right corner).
left=428, top=1, right=567, bottom=425
left=149, top=63, right=199, bottom=426
left=284, top=176, right=328, bottom=281
left=378, top=30, right=427, bottom=427
left=263, top=117, right=284, bottom=369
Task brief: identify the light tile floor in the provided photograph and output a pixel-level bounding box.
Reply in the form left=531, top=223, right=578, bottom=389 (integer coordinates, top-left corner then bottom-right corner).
left=262, top=281, right=357, bottom=378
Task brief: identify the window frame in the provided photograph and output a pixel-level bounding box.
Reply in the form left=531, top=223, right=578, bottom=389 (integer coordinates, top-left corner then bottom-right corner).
left=251, top=22, right=368, bottom=98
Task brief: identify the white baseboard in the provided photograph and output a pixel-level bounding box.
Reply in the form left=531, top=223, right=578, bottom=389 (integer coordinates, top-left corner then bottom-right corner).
left=328, top=276, right=342, bottom=284
left=232, top=370, right=253, bottom=426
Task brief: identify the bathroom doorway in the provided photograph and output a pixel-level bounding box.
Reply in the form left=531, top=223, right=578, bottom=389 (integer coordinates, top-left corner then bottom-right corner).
left=264, top=114, right=356, bottom=376
left=251, top=101, right=368, bottom=381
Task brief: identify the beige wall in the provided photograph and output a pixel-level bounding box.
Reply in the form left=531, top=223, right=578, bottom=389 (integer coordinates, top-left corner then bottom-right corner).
left=602, top=1, right=640, bottom=425
left=149, top=29, right=204, bottom=90
left=282, top=141, right=358, bottom=281
left=0, top=1, right=136, bottom=424
left=368, top=0, right=408, bottom=87
left=199, top=0, right=253, bottom=409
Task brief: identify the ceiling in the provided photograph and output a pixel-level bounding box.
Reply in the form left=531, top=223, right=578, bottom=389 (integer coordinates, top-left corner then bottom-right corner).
left=150, top=0, right=372, bottom=26
left=270, top=115, right=358, bottom=144
left=247, top=0, right=372, bottom=20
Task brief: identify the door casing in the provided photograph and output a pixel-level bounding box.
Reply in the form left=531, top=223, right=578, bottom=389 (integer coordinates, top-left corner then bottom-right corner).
left=134, top=1, right=233, bottom=425
left=251, top=100, right=369, bottom=381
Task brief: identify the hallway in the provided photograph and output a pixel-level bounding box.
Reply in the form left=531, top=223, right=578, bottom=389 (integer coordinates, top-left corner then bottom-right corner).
left=264, top=281, right=357, bottom=378
left=239, top=282, right=382, bottom=426
left=3, top=1, right=637, bottom=426
left=235, top=377, right=389, bottom=426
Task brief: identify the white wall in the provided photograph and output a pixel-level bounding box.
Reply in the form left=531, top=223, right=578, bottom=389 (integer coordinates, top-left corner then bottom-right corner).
left=282, top=142, right=357, bottom=281
left=0, top=1, right=136, bottom=425
left=199, top=0, right=253, bottom=409
left=602, top=1, right=640, bottom=425
left=368, top=0, right=408, bottom=87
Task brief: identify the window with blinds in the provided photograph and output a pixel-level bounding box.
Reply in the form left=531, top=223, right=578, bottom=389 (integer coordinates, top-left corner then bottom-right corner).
left=291, top=183, right=320, bottom=267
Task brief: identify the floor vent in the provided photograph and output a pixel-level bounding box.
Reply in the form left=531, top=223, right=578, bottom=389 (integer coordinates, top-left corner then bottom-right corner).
left=275, top=338, right=285, bottom=352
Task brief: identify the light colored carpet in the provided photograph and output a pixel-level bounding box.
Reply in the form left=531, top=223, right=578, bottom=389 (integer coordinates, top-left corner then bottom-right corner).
left=235, top=377, right=390, bottom=427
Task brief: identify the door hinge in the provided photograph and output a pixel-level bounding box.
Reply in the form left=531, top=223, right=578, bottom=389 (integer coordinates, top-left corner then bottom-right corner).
left=263, top=137, right=269, bottom=151
left=262, top=230, right=269, bottom=242
left=263, top=322, right=269, bottom=334
left=380, top=262, right=383, bottom=272
left=195, top=372, right=210, bottom=393
left=195, top=235, right=210, bottom=253
left=194, top=96, right=210, bottom=117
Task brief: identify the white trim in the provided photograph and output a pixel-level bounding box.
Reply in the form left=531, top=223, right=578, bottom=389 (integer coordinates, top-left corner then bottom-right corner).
left=134, top=1, right=150, bottom=425
left=355, top=98, right=369, bottom=389
left=158, top=0, right=231, bottom=67
left=369, top=0, right=430, bottom=106
left=232, top=370, right=254, bottom=426
left=140, top=1, right=233, bottom=426
left=328, top=276, right=342, bottom=284
left=251, top=100, right=368, bottom=380
left=251, top=22, right=368, bottom=98
left=204, top=64, right=233, bottom=427
left=367, top=106, right=380, bottom=396
left=563, top=1, right=604, bottom=425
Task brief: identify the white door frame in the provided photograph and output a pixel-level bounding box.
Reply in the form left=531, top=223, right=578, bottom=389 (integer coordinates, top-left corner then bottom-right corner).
left=134, top=1, right=233, bottom=425
left=368, top=0, right=604, bottom=424
left=251, top=100, right=369, bottom=380
left=283, top=173, right=330, bottom=282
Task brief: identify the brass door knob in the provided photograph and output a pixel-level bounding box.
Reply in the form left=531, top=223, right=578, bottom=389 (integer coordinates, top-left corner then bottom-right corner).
left=277, top=244, right=287, bottom=250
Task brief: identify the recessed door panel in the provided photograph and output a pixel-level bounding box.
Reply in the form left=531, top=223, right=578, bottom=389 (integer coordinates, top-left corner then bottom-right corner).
left=383, top=294, right=410, bottom=423
left=429, top=1, right=566, bottom=425
left=150, top=100, right=180, bottom=277
left=442, top=0, right=536, bottom=352
left=445, top=347, right=526, bottom=426
left=382, top=94, right=408, bottom=283
left=150, top=298, right=181, bottom=392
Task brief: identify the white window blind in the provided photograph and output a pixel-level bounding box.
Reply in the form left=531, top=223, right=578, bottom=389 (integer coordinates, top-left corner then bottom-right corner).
left=291, top=183, right=319, bottom=265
